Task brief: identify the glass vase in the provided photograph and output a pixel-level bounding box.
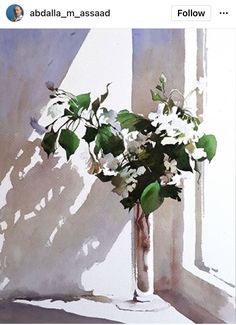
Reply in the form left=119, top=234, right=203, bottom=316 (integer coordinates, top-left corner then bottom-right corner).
left=116, top=202, right=169, bottom=311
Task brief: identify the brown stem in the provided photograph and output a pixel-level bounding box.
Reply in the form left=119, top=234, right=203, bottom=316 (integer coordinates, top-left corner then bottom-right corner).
left=134, top=203, right=151, bottom=287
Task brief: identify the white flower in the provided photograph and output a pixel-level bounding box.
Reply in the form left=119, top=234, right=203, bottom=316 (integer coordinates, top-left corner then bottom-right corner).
left=161, top=136, right=178, bottom=145
left=112, top=166, right=146, bottom=197
left=126, top=183, right=137, bottom=192
left=164, top=155, right=177, bottom=173
left=168, top=173, right=182, bottom=186
left=47, top=104, right=63, bottom=118
left=185, top=142, right=207, bottom=160
left=123, top=130, right=148, bottom=154
left=160, top=172, right=181, bottom=186
left=191, top=147, right=207, bottom=160
left=148, top=103, right=165, bottom=127
left=99, top=153, right=120, bottom=176
left=99, top=109, right=121, bottom=132
left=136, top=166, right=146, bottom=176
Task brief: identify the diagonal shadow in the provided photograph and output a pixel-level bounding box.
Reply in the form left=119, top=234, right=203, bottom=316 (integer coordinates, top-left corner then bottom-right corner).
left=0, top=300, right=122, bottom=323
left=0, top=137, right=130, bottom=299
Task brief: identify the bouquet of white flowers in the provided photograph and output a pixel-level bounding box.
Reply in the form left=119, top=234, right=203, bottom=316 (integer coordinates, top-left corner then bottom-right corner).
left=34, top=74, right=217, bottom=216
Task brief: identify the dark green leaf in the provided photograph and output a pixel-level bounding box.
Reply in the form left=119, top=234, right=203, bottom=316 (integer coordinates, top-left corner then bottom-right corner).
left=140, top=181, right=164, bottom=215
left=155, top=85, right=162, bottom=91
left=116, top=109, right=151, bottom=132
left=196, top=134, right=217, bottom=162
left=76, top=93, right=91, bottom=109
left=160, top=185, right=182, bottom=201
left=163, top=104, right=169, bottom=114
left=96, top=125, right=124, bottom=157
left=100, top=83, right=111, bottom=104
left=94, top=144, right=100, bottom=156
left=109, top=135, right=125, bottom=156
left=92, top=97, right=100, bottom=113
left=120, top=197, right=136, bottom=210
left=41, top=130, right=58, bottom=157
left=175, top=145, right=193, bottom=172
left=64, top=108, right=73, bottom=116
left=167, top=98, right=175, bottom=108
left=59, top=129, right=80, bottom=160
left=83, top=127, right=97, bottom=143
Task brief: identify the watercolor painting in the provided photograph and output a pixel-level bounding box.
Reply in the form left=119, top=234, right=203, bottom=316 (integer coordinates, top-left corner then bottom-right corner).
left=0, top=29, right=235, bottom=323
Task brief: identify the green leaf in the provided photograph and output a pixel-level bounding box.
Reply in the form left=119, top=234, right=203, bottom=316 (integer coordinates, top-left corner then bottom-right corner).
left=155, top=85, right=162, bottom=91
left=100, top=83, right=111, bottom=104
left=96, top=125, right=124, bottom=156
left=94, top=144, right=100, bottom=157
left=116, top=110, right=151, bottom=132
left=167, top=98, right=175, bottom=108
left=163, top=104, right=169, bottom=114
left=109, top=135, right=125, bottom=156
left=140, top=181, right=164, bottom=215
left=64, top=108, right=73, bottom=116
left=120, top=197, right=136, bottom=210
left=92, top=97, right=100, bottom=113
left=196, top=134, right=217, bottom=162
left=150, top=89, right=163, bottom=102
left=68, top=99, right=79, bottom=114
left=41, top=130, right=58, bottom=157
left=160, top=185, right=182, bottom=201
left=95, top=125, right=112, bottom=152
left=59, top=129, right=80, bottom=160
left=76, top=93, right=91, bottom=109
left=175, top=145, right=193, bottom=172
left=83, top=127, right=97, bottom=143
left=91, top=84, right=111, bottom=114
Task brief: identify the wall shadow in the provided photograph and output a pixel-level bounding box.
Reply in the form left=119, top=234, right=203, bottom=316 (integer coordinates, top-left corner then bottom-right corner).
left=0, top=29, right=131, bottom=299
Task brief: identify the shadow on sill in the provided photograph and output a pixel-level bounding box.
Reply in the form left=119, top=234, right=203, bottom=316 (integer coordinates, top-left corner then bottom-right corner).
left=157, top=289, right=224, bottom=324
left=0, top=300, right=122, bottom=324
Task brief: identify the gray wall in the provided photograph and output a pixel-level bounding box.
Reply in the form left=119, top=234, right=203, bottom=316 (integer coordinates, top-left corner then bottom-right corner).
left=0, top=29, right=185, bottom=298
left=0, top=29, right=131, bottom=298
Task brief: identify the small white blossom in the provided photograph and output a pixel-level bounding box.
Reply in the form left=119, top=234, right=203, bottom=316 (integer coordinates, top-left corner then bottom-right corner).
left=164, top=155, right=177, bottom=173
left=191, top=148, right=207, bottom=160
left=161, top=136, right=178, bottom=145
left=47, top=104, right=63, bottom=118
left=123, top=130, right=149, bottom=154
left=126, top=183, right=137, bottom=192
left=99, top=153, right=120, bottom=176
left=136, top=166, right=146, bottom=176
left=99, top=109, right=121, bottom=132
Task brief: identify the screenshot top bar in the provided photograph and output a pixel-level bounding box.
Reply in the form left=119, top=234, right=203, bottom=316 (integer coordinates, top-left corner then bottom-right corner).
left=0, top=0, right=235, bottom=28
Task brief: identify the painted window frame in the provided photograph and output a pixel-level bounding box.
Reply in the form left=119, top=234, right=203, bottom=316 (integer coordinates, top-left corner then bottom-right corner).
left=174, top=28, right=235, bottom=323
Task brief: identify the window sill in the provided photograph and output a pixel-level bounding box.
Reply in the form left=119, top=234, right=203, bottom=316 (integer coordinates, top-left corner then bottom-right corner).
left=174, top=266, right=235, bottom=323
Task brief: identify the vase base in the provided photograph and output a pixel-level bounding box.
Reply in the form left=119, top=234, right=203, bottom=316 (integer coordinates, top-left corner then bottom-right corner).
left=116, top=294, right=170, bottom=312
